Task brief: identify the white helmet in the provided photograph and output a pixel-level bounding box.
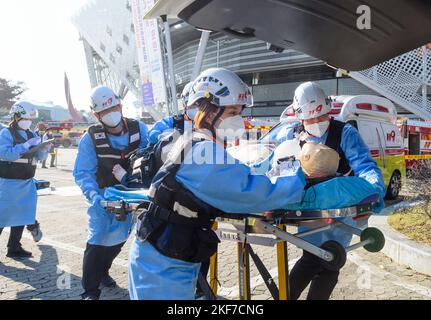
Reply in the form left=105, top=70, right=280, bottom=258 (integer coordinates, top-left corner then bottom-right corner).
left=291, top=82, right=330, bottom=120
left=90, top=86, right=121, bottom=113
left=187, top=68, right=253, bottom=108
left=10, top=101, right=39, bottom=120
left=181, top=82, right=193, bottom=106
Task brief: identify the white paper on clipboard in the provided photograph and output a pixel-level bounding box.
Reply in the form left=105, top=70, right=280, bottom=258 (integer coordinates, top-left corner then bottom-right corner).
left=21, top=139, right=56, bottom=158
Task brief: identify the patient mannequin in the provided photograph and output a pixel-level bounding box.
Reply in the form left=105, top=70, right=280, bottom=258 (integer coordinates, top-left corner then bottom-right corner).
left=267, top=141, right=340, bottom=180
left=299, top=142, right=340, bottom=179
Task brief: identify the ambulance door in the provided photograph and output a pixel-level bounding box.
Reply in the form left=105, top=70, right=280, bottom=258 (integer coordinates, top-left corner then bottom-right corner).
left=380, top=122, right=404, bottom=151
left=356, top=120, right=390, bottom=182
left=409, top=133, right=420, bottom=155
left=379, top=122, right=405, bottom=198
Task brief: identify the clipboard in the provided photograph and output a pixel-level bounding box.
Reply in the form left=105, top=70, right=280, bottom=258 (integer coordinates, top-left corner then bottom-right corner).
left=21, top=139, right=56, bottom=158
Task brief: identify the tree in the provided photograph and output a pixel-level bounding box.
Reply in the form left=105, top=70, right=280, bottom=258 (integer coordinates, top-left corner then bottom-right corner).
left=0, top=78, right=26, bottom=117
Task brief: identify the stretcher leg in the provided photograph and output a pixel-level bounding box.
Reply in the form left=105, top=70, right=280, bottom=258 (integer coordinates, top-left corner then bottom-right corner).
left=258, top=221, right=334, bottom=262
left=209, top=222, right=219, bottom=296
left=276, top=224, right=289, bottom=300
left=237, top=241, right=251, bottom=300
left=295, top=224, right=333, bottom=237
left=249, top=245, right=279, bottom=300
left=197, top=272, right=217, bottom=300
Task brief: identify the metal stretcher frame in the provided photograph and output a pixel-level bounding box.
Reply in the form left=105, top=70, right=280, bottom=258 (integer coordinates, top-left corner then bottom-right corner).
left=100, top=199, right=385, bottom=301
left=209, top=201, right=385, bottom=301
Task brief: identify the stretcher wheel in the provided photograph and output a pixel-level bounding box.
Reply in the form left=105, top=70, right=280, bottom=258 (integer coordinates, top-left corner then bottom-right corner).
left=320, top=241, right=346, bottom=271
left=361, top=227, right=385, bottom=252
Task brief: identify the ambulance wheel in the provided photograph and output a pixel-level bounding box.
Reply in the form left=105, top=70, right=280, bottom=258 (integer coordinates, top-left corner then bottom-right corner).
left=320, top=241, right=346, bottom=271
left=385, top=171, right=401, bottom=200
left=361, top=227, right=385, bottom=253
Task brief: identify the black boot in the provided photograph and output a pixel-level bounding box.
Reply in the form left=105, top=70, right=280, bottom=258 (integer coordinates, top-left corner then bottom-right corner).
left=6, top=226, right=31, bottom=258
left=81, top=293, right=100, bottom=300
left=100, top=274, right=117, bottom=288
left=7, top=247, right=33, bottom=258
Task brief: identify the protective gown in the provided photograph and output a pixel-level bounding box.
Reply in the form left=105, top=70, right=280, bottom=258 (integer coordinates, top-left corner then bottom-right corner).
left=148, top=116, right=192, bottom=145
left=128, top=138, right=307, bottom=300
left=73, top=122, right=148, bottom=246
left=0, top=128, right=45, bottom=227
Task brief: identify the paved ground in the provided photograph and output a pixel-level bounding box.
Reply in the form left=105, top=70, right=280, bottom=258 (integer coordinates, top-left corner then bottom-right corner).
left=0, top=148, right=430, bottom=300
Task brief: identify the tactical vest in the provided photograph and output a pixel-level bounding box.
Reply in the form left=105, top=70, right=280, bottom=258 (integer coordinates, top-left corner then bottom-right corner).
left=297, top=119, right=353, bottom=176
left=0, top=126, right=37, bottom=180
left=136, top=134, right=223, bottom=263
left=89, top=118, right=141, bottom=189
left=126, top=114, right=187, bottom=188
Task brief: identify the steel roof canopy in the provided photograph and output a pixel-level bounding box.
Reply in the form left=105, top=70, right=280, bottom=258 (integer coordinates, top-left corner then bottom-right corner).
left=148, top=0, right=431, bottom=71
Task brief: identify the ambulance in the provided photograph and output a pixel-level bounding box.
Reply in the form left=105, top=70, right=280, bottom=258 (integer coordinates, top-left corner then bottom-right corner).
left=244, top=117, right=276, bottom=139
left=396, top=119, right=431, bottom=170
left=268, top=95, right=406, bottom=199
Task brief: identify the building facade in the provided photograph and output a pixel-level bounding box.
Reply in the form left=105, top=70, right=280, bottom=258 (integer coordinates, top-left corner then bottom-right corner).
left=73, top=0, right=412, bottom=122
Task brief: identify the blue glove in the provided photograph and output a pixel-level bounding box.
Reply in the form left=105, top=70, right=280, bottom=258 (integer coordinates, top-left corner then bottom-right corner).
left=24, top=137, right=41, bottom=149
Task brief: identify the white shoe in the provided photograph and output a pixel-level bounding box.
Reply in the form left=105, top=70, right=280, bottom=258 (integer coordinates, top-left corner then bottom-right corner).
left=30, top=225, right=43, bottom=242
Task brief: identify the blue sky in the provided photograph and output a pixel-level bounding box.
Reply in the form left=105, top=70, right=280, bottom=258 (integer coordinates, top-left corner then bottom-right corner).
left=0, top=0, right=92, bottom=110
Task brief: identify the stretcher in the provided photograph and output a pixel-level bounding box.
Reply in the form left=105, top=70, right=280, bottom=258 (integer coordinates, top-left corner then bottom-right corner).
left=214, top=192, right=384, bottom=300
left=100, top=181, right=385, bottom=300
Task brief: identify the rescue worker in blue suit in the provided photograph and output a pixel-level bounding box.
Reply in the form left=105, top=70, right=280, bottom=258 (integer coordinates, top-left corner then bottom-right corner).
left=148, top=82, right=196, bottom=145
left=148, top=81, right=212, bottom=298
left=282, top=82, right=386, bottom=300
left=128, top=68, right=307, bottom=300
left=0, top=101, right=48, bottom=258
left=73, top=86, right=149, bottom=300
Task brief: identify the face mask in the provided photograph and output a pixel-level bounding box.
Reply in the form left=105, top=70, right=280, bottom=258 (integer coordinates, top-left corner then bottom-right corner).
left=304, top=120, right=330, bottom=138
left=186, top=108, right=198, bottom=121
left=18, top=120, right=32, bottom=131
left=101, top=111, right=122, bottom=128
left=216, top=115, right=245, bottom=142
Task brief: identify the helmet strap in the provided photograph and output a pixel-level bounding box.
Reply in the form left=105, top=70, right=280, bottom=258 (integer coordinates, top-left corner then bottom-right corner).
left=210, top=107, right=228, bottom=146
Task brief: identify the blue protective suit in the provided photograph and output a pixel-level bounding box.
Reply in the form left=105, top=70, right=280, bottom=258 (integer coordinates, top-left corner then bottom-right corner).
left=149, top=117, right=175, bottom=145
left=129, top=138, right=306, bottom=300
left=148, top=115, right=192, bottom=145
left=284, top=176, right=380, bottom=211
left=0, top=128, right=45, bottom=227
left=281, top=123, right=386, bottom=247
left=73, top=121, right=149, bottom=246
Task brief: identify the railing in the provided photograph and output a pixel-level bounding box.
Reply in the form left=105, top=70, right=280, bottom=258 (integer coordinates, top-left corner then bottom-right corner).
left=350, top=46, right=431, bottom=120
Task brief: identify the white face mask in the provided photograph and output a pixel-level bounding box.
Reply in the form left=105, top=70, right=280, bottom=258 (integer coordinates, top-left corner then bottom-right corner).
left=304, top=120, right=330, bottom=138
left=216, top=115, right=245, bottom=142
left=186, top=108, right=198, bottom=121
left=18, top=120, right=32, bottom=131
left=101, top=111, right=122, bottom=128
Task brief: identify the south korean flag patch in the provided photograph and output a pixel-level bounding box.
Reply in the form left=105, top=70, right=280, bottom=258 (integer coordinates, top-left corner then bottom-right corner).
left=94, top=132, right=106, bottom=140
